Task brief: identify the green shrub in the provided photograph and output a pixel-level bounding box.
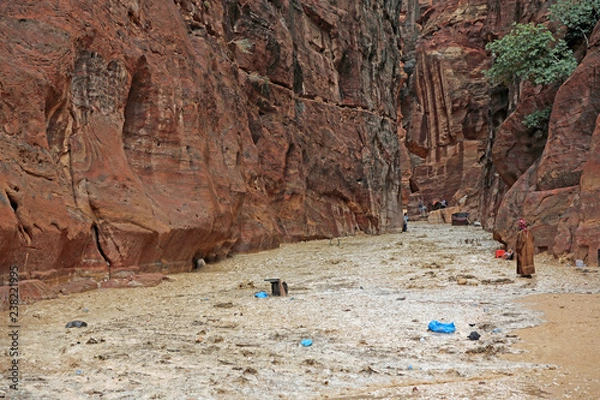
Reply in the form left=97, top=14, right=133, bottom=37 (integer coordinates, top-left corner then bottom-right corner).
left=484, top=23, right=577, bottom=86
left=550, top=0, right=600, bottom=43
left=523, top=108, right=552, bottom=130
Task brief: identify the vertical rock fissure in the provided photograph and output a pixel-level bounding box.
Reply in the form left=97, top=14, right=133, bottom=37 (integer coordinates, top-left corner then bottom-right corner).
left=92, top=223, right=111, bottom=277
left=5, top=189, right=31, bottom=244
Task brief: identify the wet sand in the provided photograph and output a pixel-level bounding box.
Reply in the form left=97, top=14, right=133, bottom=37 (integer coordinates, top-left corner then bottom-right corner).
left=501, top=293, right=600, bottom=399
left=1, top=222, right=599, bottom=399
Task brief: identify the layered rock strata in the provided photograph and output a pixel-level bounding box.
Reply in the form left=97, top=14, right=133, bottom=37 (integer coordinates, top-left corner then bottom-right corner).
left=0, top=0, right=403, bottom=297
left=401, top=0, right=600, bottom=265
left=494, top=25, right=600, bottom=265
left=399, top=0, right=490, bottom=220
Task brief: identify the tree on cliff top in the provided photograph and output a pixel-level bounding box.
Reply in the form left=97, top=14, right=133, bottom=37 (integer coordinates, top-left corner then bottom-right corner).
left=484, top=23, right=577, bottom=86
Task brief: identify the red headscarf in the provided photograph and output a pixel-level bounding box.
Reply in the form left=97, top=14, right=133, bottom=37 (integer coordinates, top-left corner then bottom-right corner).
left=518, top=219, right=528, bottom=231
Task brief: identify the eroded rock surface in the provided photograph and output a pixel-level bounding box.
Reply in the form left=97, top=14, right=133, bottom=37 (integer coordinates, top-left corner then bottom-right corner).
left=401, top=0, right=600, bottom=265
left=400, top=0, right=491, bottom=219
left=0, top=0, right=403, bottom=299
left=494, top=25, right=600, bottom=265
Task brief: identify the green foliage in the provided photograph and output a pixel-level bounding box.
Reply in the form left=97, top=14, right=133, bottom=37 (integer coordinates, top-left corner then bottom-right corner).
left=550, top=0, right=600, bottom=42
left=484, top=23, right=577, bottom=86
left=523, top=108, right=552, bottom=130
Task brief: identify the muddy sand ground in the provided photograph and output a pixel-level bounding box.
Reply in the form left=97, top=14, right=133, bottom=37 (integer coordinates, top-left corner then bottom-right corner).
left=2, top=222, right=599, bottom=399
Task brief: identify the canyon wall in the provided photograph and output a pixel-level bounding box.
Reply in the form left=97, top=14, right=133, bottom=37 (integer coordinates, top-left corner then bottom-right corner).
left=0, top=0, right=403, bottom=296
left=399, top=0, right=492, bottom=220
left=2, top=0, right=599, bottom=303
left=401, top=0, right=600, bottom=265
left=494, top=24, right=600, bottom=266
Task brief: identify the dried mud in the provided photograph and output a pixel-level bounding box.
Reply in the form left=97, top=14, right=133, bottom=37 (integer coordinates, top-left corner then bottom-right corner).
left=2, top=222, right=599, bottom=399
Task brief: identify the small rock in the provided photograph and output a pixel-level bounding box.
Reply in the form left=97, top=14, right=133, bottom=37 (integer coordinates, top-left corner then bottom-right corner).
left=467, top=331, right=481, bottom=341
left=214, top=302, right=234, bottom=309
left=65, top=321, right=88, bottom=329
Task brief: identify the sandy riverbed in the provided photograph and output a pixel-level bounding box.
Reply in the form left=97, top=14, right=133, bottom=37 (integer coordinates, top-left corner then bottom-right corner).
left=2, top=222, right=599, bottom=399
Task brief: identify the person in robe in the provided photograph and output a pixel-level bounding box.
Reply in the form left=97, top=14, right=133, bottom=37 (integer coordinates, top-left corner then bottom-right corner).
left=516, top=218, right=535, bottom=277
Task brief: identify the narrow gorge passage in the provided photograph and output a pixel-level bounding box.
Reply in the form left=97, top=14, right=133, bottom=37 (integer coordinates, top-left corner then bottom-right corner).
left=2, top=222, right=599, bottom=399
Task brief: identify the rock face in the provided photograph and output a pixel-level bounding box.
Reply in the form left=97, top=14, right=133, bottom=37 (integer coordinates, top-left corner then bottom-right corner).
left=0, top=0, right=403, bottom=295
left=401, top=0, right=600, bottom=266
left=494, top=24, right=600, bottom=265
left=399, top=0, right=491, bottom=220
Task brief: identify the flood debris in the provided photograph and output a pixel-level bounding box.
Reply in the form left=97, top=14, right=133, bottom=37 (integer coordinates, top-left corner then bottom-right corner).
left=428, top=320, right=456, bottom=333
left=11, top=222, right=600, bottom=399
left=265, top=278, right=288, bottom=296
left=65, top=320, right=87, bottom=328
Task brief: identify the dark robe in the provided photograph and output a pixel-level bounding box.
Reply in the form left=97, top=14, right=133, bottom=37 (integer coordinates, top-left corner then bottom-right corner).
left=516, top=229, right=535, bottom=276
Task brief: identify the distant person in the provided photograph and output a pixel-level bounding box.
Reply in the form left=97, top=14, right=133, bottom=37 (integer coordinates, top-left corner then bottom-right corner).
left=403, top=213, right=408, bottom=232
left=441, top=199, right=448, bottom=208
left=418, top=201, right=427, bottom=217
left=516, top=219, right=535, bottom=278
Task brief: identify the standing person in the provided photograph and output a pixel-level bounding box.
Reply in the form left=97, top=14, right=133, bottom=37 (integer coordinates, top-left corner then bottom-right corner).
left=418, top=200, right=426, bottom=217
left=403, top=213, right=408, bottom=232
left=516, top=219, right=535, bottom=278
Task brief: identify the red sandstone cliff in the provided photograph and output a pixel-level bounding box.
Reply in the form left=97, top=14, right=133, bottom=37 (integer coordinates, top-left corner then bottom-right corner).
left=399, top=0, right=491, bottom=219
left=494, top=24, right=600, bottom=265
left=0, top=0, right=403, bottom=296
left=2, top=0, right=599, bottom=303
left=401, top=0, right=600, bottom=265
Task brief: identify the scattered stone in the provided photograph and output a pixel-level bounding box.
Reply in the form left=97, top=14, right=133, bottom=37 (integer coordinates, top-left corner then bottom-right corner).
left=478, top=323, right=497, bottom=333
left=467, top=331, right=481, bottom=341
left=238, top=281, right=255, bottom=289
left=360, top=366, right=379, bottom=374
left=481, top=278, right=514, bottom=285
left=65, top=321, right=88, bottom=329
left=214, top=302, right=234, bottom=309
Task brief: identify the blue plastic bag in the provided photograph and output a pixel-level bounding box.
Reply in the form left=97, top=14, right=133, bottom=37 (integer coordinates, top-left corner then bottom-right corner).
left=300, top=339, right=313, bottom=347
left=428, top=320, right=456, bottom=333
left=254, top=291, right=269, bottom=298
